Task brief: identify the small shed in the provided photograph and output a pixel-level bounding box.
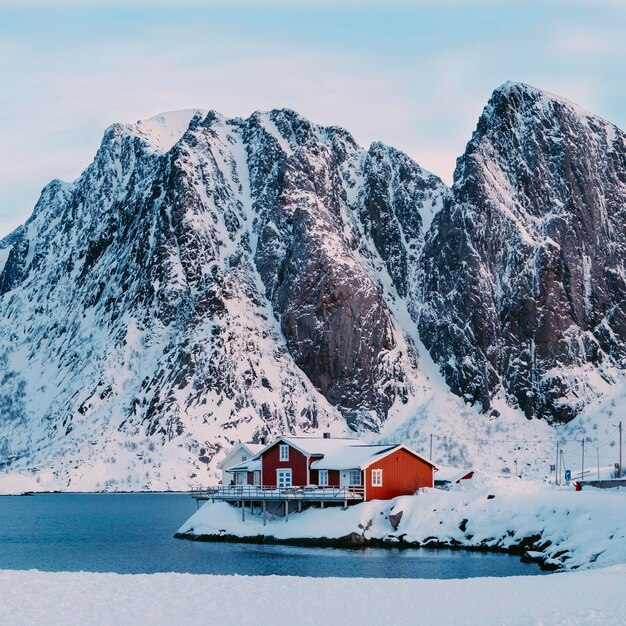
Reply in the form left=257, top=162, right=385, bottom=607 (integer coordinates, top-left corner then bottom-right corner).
left=217, top=443, right=264, bottom=485
left=434, top=466, right=475, bottom=488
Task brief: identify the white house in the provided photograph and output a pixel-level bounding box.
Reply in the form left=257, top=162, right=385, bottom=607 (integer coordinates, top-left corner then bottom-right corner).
left=217, top=442, right=264, bottom=485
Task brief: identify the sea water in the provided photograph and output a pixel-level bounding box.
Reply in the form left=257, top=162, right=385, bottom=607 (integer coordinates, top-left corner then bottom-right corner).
left=0, top=493, right=546, bottom=578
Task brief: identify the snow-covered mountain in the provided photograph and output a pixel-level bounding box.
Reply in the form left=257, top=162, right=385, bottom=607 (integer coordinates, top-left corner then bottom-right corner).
left=0, top=106, right=446, bottom=489
left=417, top=82, right=626, bottom=423
left=0, top=82, right=624, bottom=490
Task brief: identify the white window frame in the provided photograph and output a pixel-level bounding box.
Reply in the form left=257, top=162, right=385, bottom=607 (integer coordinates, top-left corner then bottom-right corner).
left=235, top=472, right=246, bottom=486
left=279, top=444, right=289, bottom=461
left=277, top=468, right=292, bottom=488
left=318, top=469, right=329, bottom=486
left=241, top=455, right=247, bottom=462
left=371, top=469, right=383, bottom=487
left=253, top=470, right=261, bottom=486
left=349, top=469, right=362, bottom=486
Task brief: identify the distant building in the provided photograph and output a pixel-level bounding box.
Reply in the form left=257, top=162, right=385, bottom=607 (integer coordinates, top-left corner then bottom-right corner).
left=217, top=443, right=264, bottom=485
left=434, top=466, right=475, bottom=488
left=227, top=434, right=437, bottom=501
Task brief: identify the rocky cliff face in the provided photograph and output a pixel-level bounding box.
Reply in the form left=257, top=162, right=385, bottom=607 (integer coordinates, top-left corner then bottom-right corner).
left=416, top=82, right=626, bottom=422
left=0, top=107, right=444, bottom=487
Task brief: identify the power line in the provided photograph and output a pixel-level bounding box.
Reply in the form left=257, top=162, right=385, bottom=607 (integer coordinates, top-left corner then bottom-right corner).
left=428, top=426, right=621, bottom=448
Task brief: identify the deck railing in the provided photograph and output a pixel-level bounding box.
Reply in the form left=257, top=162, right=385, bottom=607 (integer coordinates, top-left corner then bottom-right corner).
left=190, top=484, right=364, bottom=501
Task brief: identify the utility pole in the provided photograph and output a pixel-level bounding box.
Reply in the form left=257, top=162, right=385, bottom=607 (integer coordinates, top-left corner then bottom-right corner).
left=617, top=420, right=623, bottom=478
left=560, top=449, right=565, bottom=484
left=555, top=441, right=560, bottom=485
left=581, top=438, right=585, bottom=481
left=430, top=434, right=433, bottom=461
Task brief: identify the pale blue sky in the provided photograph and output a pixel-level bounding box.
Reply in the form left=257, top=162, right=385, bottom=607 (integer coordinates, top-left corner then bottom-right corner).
left=1, top=0, right=624, bottom=237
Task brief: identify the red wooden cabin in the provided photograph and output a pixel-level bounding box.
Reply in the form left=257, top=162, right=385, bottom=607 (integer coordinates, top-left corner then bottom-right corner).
left=227, top=435, right=436, bottom=501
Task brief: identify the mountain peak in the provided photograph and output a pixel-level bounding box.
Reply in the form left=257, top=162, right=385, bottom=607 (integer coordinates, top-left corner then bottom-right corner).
left=129, top=108, right=209, bottom=152
left=487, top=81, right=598, bottom=124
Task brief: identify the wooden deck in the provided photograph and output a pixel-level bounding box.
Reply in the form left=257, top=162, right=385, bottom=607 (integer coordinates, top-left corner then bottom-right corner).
left=191, top=485, right=364, bottom=503
left=190, top=485, right=365, bottom=524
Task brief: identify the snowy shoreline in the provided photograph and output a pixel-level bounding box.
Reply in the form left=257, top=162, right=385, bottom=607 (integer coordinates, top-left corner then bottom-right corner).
left=177, top=477, right=626, bottom=573
left=175, top=530, right=552, bottom=569
left=2, top=567, right=625, bottom=626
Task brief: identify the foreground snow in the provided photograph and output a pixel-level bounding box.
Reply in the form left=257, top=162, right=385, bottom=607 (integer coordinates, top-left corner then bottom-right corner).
left=179, top=475, right=626, bottom=571
left=1, top=567, right=625, bottom=626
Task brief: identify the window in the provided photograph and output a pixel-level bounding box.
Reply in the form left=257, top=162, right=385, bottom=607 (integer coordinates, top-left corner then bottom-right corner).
left=235, top=472, right=245, bottom=485
left=349, top=469, right=362, bottom=486
left=277, top=469, right=292, bottom=488
left=279, top=444, right=289, bottom=461
left=319, top=469, right=329, bottom=486
left=253, top=471, right=261, bottom=486
left=241, top=456, right=247, bottom=462
left=372, top=469, right=383, bottom=487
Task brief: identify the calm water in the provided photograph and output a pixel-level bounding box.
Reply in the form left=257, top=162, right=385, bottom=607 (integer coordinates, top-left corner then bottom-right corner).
left=0, top=493, right=545, bottom=578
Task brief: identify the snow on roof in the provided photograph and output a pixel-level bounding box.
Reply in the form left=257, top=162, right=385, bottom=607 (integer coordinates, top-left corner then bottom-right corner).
left=435, top=465, right=475, bottom=484
left=256, top=436, right=367, bottom=459
left=217, top=442, right=266, bottom=469
left=255, top=436, right=437, bottom=470
left=310, top=445, right=396, bottom=470
left=227, top=459, right=262, bottom=473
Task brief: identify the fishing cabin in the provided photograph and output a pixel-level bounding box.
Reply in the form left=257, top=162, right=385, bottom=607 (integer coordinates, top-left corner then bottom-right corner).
left=193, top=434, right=437, bottom=521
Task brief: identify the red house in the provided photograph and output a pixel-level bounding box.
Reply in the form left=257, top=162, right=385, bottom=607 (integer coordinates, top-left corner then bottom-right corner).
left=228, top=435, right=437, bottom=501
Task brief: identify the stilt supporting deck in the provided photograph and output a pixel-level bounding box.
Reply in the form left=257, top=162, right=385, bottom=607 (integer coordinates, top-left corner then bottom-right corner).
left=262, top=500, right=266, bottom=526
left=285, top=500, right=289, bottom=522
left=242, top=501, right=245, bottom=522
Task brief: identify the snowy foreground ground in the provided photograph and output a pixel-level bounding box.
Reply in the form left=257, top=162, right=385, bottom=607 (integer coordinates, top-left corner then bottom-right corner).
left=1, top=567, right=625, bottom=626
left=179, top=476, right=626, bottom=571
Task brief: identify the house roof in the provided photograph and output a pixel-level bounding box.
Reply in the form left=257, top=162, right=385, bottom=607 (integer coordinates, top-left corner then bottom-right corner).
left=216, top=443, right=265, bottom=469
left=227, top=458, right=262, bottom=473
left=434, top=465, right=475, bottom=484
left=253, top=436, right=367, bottom=460
left=254, top=436, right=438, bottom=471
left=310, top=445, right=396, bottom=470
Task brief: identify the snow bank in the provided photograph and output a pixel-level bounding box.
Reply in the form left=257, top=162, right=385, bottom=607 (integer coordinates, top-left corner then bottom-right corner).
left=1, top=567, right=625, bottom=626
left=178, top=476, right=626, bottom=571
left=0, top=472, right=46, bottom=495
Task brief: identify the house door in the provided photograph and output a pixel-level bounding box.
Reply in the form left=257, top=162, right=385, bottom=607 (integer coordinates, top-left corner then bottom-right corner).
left=340, top=469, right=362, bottom=488
left=340, top=471, right=350, bottom=488
left=277, top=469, right=292, bottom=488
